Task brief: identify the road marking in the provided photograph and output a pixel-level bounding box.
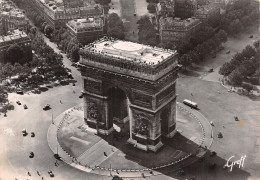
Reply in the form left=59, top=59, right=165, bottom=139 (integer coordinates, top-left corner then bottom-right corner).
left=187, top=136, right=197, bottom=144
left=177, top=119, right=188, bottom=123
left=171, top=150, right=182, bottom=158
left=70, top=136, right=90, bottom=145
left=177, top=129, right=183, bottom=133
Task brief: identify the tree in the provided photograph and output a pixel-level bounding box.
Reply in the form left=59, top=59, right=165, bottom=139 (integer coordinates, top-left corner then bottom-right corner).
left=107, top=13, right=124, bottom=39
left=188, top=50, right=199, bottom=63
left=107, top=26, right=125, bottom=39
left=44, top=25, right=54, bottom=37
left=228, top=69, right=243, bottom=86
left=253, top=39, right=260, bottom=49
left=0, top=86, right=8, bottom=105
left=215, top=30, right=228, bottom=42
left=228, top=19, right=243, bottom=35
left=71, top=47, right=80, bottom=62
left=41, top=22, right=48, bottom=32
left=219, top=62, right=235, bottom=76
left=6, top=44, right=25, bottom=64
left=147, top=3, right=156, bottom=13
left=241, top=83, right=253, bottom=92
left=138, top=15, right=157, bottom=46
left=95, top=0, right=111, bottom=5
left=179, top=54, right=191, bottom=70
left=13, top=62, right=23, bottom=75
left=27, top=74, right=43, bottom=87
left=241, top=45, right=256, bottom=59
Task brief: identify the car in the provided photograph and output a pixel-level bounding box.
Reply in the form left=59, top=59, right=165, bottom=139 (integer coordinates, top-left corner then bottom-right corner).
left=218, top=132, right=223, bottom=138
left=43, top=104, right=51, bottom=110
left=208, top=68, right=214, bottom=73
left=16, top=101, right=21, bottom=105
left=234, top=116, right=239, bottom=121
left=29, top=152, right=34, bottom=158
left=48, top=170, right=54, bottom=177
left=67, top=72, right=73, bottom=79
left=31, top=132, right=35, bottom=137
left=16, top=90, right=23, bottom=95
left=79, top=92, right=83, bottom=99
left=54, top=154, right=62, bottom=161
left=226, top=50, right=230, bottom=54
left=22, top=129, right=28, bottom=136
left=249, top=35, right=253, bottom=38
left=23, top=104, right=28, bottom=109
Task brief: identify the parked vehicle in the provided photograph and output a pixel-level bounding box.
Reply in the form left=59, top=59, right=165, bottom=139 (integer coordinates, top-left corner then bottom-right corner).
left=67, top=72, right=73, bottom=79
left=31, top=132, right=35, bottom=137
left=208, top=68, right=214, bottom=73
left=29, top=152, right=34, bottom=158
left=79, top=92, right=84, bottom=99
left=48, top=170, right=54, bottom=177
left=54, top=154, right=62, bottom=161
left=218, top=132, right=223, bottom=138
left=16, top=90, right=23, bottom=95
left=22, top=129, right=27, bottom=136
left=43, top=104, right=51, bottom=110
left=16, top=101, right=21, bottom=105
left=23, top=104, right=28, bottom=109
left=183, top=99, right=198, bottom=109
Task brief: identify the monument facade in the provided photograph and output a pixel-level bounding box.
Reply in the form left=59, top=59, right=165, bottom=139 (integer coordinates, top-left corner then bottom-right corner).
left=78, top=37, right=181, bottom=152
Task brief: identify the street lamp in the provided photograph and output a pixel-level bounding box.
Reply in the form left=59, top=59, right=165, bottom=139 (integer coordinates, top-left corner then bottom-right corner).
left=110, top=164, right=112, bottom=176
left=52, top=109, right=54, bottom=125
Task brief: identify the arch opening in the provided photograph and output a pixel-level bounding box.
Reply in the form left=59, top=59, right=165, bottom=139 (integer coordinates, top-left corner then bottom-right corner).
left=107, top=87, right=130, bottom=136
left=160, top=108, right=170, bottom=136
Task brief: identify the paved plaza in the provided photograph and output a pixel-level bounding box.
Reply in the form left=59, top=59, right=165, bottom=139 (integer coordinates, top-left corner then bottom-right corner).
left=47, top=102, right=212, bottom=178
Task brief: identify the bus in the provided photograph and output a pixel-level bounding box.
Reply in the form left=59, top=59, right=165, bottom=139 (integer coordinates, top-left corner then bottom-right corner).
left=183, top=99, right=198, bottom=109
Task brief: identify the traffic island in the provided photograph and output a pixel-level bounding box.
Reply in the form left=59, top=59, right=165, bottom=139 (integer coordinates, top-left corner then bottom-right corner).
left=47, top=102, right=213, bottom=178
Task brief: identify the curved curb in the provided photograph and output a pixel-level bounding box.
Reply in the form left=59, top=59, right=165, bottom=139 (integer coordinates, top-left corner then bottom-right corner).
left=47, top=102, right=213, bottom=178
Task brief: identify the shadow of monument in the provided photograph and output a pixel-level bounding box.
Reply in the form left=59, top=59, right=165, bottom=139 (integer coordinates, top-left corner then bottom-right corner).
left=98, top=130, right=251, bottom=180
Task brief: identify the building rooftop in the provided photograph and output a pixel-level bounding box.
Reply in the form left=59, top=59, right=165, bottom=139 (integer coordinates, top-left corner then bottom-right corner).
left=39, top=0, right=102, bottom=13
left=196, top=3, right=219, bottom=13
left=160, top=17, right=201, bottom=29
left=157, top=0, right=175, bottom=14
left=0, top=0, right=26, bottom=19
left=175, top=0, right=197, bottom=4
left=0, top=29, right=28, bottom=43
left=81, top=38, right=176, bottom=65
left=67, top=17, right=103, bottom=31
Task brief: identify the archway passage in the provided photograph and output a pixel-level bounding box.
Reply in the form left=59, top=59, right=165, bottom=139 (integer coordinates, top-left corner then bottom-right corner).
left=161, top=108, right=170, bottom=136
left=107, top=87, right=128, bottom=124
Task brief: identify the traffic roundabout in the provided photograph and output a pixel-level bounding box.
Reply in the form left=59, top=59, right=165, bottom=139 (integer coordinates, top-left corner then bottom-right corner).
left=47, top=102, right=213, bottom=178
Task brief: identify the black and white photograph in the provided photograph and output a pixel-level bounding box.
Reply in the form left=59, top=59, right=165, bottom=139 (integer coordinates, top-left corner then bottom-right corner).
left=0, top=0, right=260, bottom=179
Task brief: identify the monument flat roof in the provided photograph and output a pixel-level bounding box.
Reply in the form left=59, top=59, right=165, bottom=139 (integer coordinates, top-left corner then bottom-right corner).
left=83, top=38, right=177, bottom=65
